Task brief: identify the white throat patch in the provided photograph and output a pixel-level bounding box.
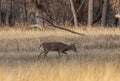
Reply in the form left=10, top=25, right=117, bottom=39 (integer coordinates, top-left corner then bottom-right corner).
left=40, top=45, right=45, bottom=54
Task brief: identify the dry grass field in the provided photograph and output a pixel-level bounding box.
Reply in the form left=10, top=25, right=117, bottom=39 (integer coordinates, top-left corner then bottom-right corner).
left=0, top=26, right=120, bottom=81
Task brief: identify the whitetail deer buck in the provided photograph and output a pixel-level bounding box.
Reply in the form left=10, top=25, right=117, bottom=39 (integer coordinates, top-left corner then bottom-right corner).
left=38, top=42, right=77, bottom=59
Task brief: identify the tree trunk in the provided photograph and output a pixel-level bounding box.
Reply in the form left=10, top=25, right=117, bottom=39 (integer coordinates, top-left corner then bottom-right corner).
left=9, top=0, right=15, bottom=26
left=0, top=0, right=2, bottom=26
left=30, top=0, right=44, bottom=29
left=6, top=11, right=10, bottom=26
left=6, top=0, right=13, bottom=26
left=114, top=0, right=120, bottom=27
left=118, top=0, right=120, bottom=27
left=35, top=9, right=44, bottom=29
left=88, top=0, right=94, bottom=26
left=101, top=0, right=108, bottom=26
left=23, top=0, right=28, bottom=25
left=70, top=0, right=78, bottom=27
left=118, top=16, right=120, bottom=27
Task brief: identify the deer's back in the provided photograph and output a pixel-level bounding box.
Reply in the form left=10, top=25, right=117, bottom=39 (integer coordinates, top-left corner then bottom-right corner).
left=41, top=42, right=70, bottom=51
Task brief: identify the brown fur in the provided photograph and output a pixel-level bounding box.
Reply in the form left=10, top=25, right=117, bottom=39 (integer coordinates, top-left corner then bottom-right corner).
left=38, top=42, right=77, bottom=59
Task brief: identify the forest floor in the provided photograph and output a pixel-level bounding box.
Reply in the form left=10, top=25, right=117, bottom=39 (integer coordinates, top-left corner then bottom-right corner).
left=0, top=26, right=120, bottom=81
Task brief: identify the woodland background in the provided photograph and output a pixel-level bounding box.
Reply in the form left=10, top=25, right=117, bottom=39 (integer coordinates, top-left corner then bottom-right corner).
left=0, top=0, right=119, bottom=27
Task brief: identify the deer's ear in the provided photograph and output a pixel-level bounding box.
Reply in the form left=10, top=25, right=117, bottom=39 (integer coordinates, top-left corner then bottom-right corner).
left=70, top=43, right=75, bottom=46
left=71, top=42, right=78, bottom=45
left=70, top=43, right=73, bottom=45
left=74, top=42, right=78, bottom=44
left=71, top=43, right=78, bottom=47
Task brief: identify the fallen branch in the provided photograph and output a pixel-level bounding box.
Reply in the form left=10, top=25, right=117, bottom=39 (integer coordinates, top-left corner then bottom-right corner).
left=39, top=16, right=85, bottom=36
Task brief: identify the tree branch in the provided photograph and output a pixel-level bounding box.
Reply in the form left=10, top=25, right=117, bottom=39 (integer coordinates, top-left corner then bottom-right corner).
left=38, top=16, right=85, bottom=36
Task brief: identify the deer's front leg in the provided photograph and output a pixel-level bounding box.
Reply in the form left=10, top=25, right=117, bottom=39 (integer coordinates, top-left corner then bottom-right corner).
left=43, top=51, right=49, bottom=58
left=37, top=52, right=44, bottom=60
left=38, top=47, right=44, bottom=59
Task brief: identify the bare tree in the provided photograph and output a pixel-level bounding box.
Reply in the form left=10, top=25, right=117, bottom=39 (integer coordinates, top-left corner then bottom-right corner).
left=6, top=1, right=10, bottom=26
left=115, top=14, right=120, bottom=27
left=88, top=0, right=94, bottom=26
left=69, top=0, right=78, bottom=27
left=4, top=0, right=14, bottom=26
left=0, top=0, right=2, bottom=26
left=30, top=0, right=44, bottom=29
left=117, top=0, right=120, bottom=26
left=23, top=0, right=28, bottom=24
left=0, top=0, right=119, bottom=27
left=9, top=0, right=15, bottom=26
left=101, top=0, right=108, bottom=26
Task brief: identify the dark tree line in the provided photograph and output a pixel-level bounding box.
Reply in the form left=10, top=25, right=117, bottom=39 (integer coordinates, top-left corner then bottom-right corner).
left=0, top=0, right=119, bottom=27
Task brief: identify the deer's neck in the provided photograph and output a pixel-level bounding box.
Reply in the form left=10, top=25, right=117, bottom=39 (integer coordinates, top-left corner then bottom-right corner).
left=68, top=45, right=72, bottom=50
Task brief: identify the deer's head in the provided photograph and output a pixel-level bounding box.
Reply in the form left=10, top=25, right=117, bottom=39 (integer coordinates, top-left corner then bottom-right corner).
left=70, top=43, right=77, bottom=53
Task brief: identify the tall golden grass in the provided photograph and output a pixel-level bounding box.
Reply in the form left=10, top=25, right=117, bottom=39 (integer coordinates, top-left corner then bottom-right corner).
left=0, top=26, right=120, bottom=39
left=0, top=60, right=120, bottom=81
left=0, top=26, right=120, bottom=81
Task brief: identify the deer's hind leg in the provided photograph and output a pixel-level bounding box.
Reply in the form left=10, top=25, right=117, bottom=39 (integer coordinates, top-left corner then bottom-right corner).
left=62, top=51, right=68, bottom=55
left=58, top=50, right=61, bottom=56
